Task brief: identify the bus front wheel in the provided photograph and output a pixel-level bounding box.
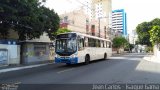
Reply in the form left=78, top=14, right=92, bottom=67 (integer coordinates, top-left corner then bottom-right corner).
left=85, top=55, right=90, bottom=65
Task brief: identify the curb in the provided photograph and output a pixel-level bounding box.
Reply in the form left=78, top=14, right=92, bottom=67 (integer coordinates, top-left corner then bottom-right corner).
left=112, top=53, right=128, bottom=56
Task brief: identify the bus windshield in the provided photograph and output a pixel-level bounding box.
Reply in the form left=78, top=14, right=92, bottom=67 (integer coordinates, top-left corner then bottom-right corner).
left=55, top=38, right=77, bottom=56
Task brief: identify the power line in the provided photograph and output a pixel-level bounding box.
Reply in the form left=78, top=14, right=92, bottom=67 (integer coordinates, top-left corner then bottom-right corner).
left=66, top=0, right=72, bottom=3
left=75, top=0, right=93, bottom=10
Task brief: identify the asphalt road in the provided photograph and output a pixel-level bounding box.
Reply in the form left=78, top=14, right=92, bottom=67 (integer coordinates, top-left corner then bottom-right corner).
left=1, top=53, right=160, bottom=90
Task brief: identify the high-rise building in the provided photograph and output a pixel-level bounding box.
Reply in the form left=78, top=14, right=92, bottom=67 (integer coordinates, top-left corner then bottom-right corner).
left=112, top=9, right=127, bottom=36
left=91, top=0, right=112, bottom=19
left=90, top=0, right=112, bottom=38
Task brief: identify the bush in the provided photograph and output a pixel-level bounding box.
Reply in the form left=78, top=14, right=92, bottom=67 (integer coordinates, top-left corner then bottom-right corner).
left=145, top=47, right=153, bottom=53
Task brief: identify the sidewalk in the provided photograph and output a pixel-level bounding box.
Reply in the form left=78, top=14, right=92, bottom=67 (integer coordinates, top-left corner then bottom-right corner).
left=0, top=62, right=53, bottom=74
left=143, top=53, right=160, bottom=63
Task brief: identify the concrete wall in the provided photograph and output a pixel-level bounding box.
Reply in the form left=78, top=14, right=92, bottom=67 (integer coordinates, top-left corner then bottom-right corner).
left=21, top=32, right=54, bottom=64
left=22, top=42, right=54, bottom=64
left=25, top=33, right=52, bottom=43
left=0, top=44, right=20, bottom=65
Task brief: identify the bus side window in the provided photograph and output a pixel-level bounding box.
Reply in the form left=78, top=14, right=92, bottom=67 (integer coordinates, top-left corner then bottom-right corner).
left=89, top=38, right=95, bottom=47
left=84, top=37, right=88, bottom=47
left=103, top=41, right=106, bottom=48
left=96, top=40, right=100, bottom=47
left=109, top=42, right=112, bottom=48
left=93, top=39, right=96, bottom=47
left=100, top=40, right=103, bottom=48
left=78, top=38, right=84, bottom=51
left=88, top=38, right=91, bottom=47
left=106, top=41, right=108, bottom=48
left=107, top=41, right=109, bottom=48
left=103, top=41, right=105, bottom=48
left=98, top=40, right=100, bottom=47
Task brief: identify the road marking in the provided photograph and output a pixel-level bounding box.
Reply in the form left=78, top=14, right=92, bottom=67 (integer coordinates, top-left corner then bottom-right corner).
left=14, top=82, right=21, bottom=84
left=57, top=68, right=74, bottom=74
left=109, top=57, right=141, bottom=61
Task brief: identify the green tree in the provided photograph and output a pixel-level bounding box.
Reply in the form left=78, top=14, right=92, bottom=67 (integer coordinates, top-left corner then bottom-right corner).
left=0, top=0, right=59, bottom=40
left=125, top=42, right=134, bottom=52
left=151, top=18, right=160, bottom=26
left=136, top=22, right=152, bottom=46
left=136, top=18, right=160, bottom=46
left=112, top=36, right=128, bottom=53
left=53, top=28, right=71, bottom=36
left=39, top=6, right=60, bottom=40
left=149, top=25, right=160, bottom=45
left=129, top=44, right=135, bottom=51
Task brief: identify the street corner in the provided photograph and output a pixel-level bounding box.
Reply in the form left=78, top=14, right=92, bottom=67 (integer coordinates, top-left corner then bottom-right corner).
left=143, top=55, right=160, bottom=63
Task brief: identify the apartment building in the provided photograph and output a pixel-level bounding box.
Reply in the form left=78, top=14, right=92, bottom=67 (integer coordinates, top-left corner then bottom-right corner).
left=60, top=0, right=112, bottom=39
left=60, top=8, right=89, bottom=34
left=112, top=9, right=127, bottom=36
left=91, top=0, right=112, bottom=38
left=91, top=0, right=112, bottom=20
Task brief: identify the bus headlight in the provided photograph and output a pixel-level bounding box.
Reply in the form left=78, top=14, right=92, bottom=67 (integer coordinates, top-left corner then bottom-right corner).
left=71, top=54, right=76, bottom=58
left=55, top=54, right=60, bottom=58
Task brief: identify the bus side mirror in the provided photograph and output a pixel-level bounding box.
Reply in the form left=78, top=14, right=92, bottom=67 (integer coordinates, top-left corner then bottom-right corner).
left=50, top=41, right=55, bottom=48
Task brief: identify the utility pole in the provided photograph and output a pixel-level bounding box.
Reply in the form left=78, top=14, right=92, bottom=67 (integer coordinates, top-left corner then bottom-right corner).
left=104, top=26, right=106, bottom=39
left=86, top=18, right=89, bottom=34
left=98, top=18, right=101, bottom=37
left=98, top=17, right=109, bottom=38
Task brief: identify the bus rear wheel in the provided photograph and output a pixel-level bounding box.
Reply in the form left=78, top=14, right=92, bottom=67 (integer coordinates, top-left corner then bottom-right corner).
left=66, top=63, right=71, bottom=66
left=85, top=55, right=90, bottom=65
left=104, top=53, right=107, bottom=60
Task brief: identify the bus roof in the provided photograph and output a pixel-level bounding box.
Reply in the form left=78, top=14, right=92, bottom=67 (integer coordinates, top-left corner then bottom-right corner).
left=58, top=32, right=111, bottom=42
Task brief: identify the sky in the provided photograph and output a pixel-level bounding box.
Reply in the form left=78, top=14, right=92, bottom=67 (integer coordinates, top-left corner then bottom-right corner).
left=45, top=0, right=160, bottom=34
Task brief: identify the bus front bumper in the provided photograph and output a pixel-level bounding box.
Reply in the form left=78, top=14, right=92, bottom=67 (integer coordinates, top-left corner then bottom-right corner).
left=55, top=57, right=78, bottom=64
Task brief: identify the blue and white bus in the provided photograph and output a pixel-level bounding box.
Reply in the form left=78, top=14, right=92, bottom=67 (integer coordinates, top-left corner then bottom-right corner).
left=55, top=32, right=112, bottom=65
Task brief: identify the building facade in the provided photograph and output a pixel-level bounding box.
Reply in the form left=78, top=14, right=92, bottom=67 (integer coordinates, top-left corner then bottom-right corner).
left=91, top=0, right=112, bottom=38
left=0, top=29, right=54, bottom=65
left=129, top=29, right=138, bottom=44
left=0, top=30, right=20, bottom=66
left=60, top=8, right=89, bottom=34
left=0, top=40, right=20, bottom=66
left=91, top=0, right=112, bottom=20
left=60, top=0, right=112, bottom=39
left=112, top=9, right=127, bottom=36
left=20, top=33, right=54, bottom=64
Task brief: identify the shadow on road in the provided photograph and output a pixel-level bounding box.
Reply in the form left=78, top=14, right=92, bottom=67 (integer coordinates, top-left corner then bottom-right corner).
left=2, top=53, right=160, bottom=84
